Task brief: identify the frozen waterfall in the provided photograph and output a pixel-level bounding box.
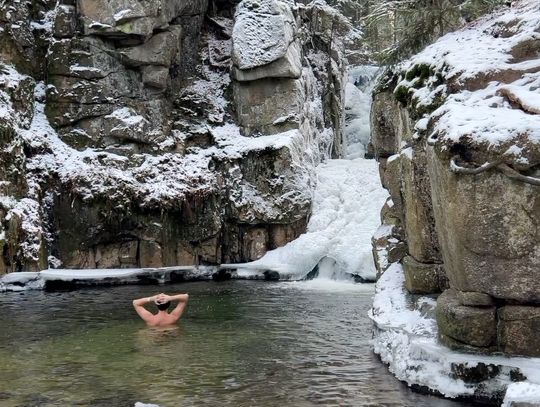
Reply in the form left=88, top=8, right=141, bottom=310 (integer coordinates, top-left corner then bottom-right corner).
left=231, top=66, right=387, bottom=282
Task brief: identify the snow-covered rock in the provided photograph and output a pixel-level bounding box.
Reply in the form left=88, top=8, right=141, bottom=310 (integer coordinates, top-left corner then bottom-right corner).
left=77, top=0, right=200, bottom=40
left=371, top=263, right=540, bottom=404
left=371, top=0, right=540, bottom=360
left=0, top=0, right=350, bottom=273
left=232, top=0, right=296, bottom=70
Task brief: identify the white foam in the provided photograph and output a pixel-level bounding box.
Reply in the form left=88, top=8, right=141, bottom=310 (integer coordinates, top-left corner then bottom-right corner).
left=280, top=278, right=375, bottom=292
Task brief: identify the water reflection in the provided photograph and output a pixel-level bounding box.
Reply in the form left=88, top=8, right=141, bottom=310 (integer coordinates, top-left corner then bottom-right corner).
left=0, top=281, right=480, bottom=407
left=136, top=326, right=182, bottom=345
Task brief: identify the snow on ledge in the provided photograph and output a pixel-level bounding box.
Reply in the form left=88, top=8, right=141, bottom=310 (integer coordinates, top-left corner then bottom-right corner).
left=394, top=0, right=540, bottom=164
left=502, top=382, right=540, bottom=407
left=370, top=263, right=540, bottom=402
left=0, top=266, right=218, bottom=292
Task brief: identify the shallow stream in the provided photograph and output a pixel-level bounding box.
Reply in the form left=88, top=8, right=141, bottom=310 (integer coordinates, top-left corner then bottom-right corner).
left=0, top=280, right=479, bottom=406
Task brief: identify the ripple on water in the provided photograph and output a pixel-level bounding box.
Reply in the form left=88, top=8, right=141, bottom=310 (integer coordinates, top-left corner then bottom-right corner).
left=0, top=281, right=480, bottom=407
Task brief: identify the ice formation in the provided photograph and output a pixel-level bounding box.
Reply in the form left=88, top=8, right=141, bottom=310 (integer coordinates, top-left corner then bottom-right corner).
left=230, top=156, right=388, bottom=281
left=502, top=382, right=540, bottom=407
left=371, top=263, right=540, bottom=401
left=344, top=65, right=381, bottom=159
left=217, top=60, right=389, bottom=282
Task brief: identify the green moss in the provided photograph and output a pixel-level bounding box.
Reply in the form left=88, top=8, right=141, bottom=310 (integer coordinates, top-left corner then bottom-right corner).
left=118, top=22, right=135, bottom=34
left=404, top=68, right=416, bottom=82
left=411, top=92, right=446, bottom=120
left=404, top=63, right=434, bottom=89
left=394, top=85, right=410, bottom=106
left=405, top=63, right=431, bottom=81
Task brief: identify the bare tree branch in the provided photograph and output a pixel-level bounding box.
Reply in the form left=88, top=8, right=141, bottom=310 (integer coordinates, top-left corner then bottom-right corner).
left=449, top=156, right=540, bottom=186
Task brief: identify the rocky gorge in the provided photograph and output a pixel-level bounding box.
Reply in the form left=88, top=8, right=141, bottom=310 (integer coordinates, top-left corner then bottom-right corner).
left=1, top=0, right=540, bottom=405
left=0, top=0, right=357, bottom=273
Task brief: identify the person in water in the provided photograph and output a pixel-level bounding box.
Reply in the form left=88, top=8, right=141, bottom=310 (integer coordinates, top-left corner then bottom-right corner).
left=132, top=292, right=189, bottom=327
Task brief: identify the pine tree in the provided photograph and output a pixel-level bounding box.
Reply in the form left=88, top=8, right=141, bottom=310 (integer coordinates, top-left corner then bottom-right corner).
left=362, top=0, right=508, bottom=64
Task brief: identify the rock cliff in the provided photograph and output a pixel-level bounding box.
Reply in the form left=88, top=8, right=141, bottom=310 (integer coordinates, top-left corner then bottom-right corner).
left=371, top=0, right=540, bottom=359
left=0, top=0, right=352, bottom=273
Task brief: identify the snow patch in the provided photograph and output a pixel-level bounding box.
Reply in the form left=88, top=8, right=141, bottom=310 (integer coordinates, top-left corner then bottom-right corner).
left=502, top=382, right=540, bottom=407
left=113, top=9, right=133, bottom=22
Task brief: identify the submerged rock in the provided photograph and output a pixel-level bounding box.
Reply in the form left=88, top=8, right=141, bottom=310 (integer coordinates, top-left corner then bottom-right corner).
left=263, top=270, right=280, bottom=281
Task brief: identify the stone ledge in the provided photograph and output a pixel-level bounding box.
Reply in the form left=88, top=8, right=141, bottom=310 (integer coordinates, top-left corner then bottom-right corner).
left=370, top=264, right=540, bottom=404
left=436, top=289, right=497, bottom=348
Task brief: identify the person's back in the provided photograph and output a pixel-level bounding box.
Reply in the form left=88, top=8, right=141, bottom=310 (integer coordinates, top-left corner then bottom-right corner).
left=132, top=293, right=189, bottom=326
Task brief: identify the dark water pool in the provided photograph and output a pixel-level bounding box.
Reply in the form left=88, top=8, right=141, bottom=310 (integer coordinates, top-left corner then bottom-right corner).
left=0, top=280, right=480, bottom=406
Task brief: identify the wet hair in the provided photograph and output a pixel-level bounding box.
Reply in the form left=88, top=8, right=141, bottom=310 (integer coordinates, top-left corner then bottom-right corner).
left=156, top=301, right=171, bottom=311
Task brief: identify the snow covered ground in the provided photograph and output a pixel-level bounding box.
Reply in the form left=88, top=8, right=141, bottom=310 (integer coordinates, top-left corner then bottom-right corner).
left=370, top=263, right=540, bottom=402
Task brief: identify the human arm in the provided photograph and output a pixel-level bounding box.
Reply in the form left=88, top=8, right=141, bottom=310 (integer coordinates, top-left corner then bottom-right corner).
left=132, top=295, right=158, bottom=323
left=164, top=293, right=189, bottom=319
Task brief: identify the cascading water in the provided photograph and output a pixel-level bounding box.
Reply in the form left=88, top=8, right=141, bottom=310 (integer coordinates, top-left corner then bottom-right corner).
left=233, top=66, right=387, bottom=283
left=344, top=65, right=382, bottom=159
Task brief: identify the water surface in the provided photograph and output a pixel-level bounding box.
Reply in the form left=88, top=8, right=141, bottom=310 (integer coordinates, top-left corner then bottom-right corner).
left=0, top=280, right=479, bottom=406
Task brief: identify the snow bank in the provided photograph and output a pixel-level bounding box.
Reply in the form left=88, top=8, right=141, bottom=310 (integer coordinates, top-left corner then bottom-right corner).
left=429, top=77, right=540, bottom=159
left=370, top=264, right=540, bottom=401
left=397, top=0, right=540, bottom=164
left=502, top=382, right=540, bottom=407
left=0, top=272, right=43, bottom=292
left=402, top=1, right=540, bottom=83
left=0, top=266, right=219, bottom=291
left=228, top=157, right=388, bottom=281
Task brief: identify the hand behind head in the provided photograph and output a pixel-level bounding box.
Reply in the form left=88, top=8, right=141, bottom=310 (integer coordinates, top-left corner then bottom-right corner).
left=155, top=293, right=167, bottom=304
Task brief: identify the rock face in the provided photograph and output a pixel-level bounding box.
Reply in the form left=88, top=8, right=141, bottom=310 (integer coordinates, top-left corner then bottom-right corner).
left=371, top=0, right=540, bottom=358
left=231, top=0, right=348, bottom=159
left=0, top=0, right=348, bottom=273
